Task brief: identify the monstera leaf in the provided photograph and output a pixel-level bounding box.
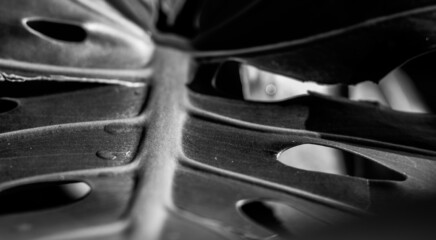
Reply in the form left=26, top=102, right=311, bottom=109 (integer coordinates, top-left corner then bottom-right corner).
left=1, top=0, right=436, bottom=239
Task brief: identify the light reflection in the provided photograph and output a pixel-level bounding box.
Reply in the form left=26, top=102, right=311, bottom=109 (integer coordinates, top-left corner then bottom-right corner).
left=240, top=64, right=430, bottom=114
left=240, top=63, right=430, bottom=175
left=240, top=64, right=342, bottom=101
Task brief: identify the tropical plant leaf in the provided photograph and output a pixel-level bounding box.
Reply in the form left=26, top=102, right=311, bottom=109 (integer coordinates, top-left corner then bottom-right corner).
left=1, top=1, right=436, bottom=240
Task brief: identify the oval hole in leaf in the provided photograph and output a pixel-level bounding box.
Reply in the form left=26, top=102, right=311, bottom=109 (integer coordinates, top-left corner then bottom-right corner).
left=24, top=19, right=87, bottom=43
left=238, top=63, right=431, bottom=113
left=237, top=199, right=295, bottom=237
left=0, top=98, right=18, bottom=113
left=239, top=63, right=344, bottom=102
left=277, top=144, right=406, bottom=181
left=238, top=199, right=361, bottom=238
left=0, top=181, right=91, bottom=215
left=349, top=70, right=430, bottom=113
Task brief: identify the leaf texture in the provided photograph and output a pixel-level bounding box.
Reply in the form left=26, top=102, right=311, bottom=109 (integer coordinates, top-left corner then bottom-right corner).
left=1, top=1, right=436, bottom=240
